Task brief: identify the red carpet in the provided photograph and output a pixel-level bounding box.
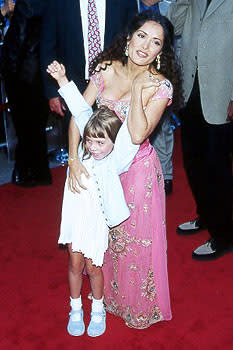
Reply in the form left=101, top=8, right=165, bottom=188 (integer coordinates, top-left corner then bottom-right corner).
left=0, top=131, right=232, bottom=350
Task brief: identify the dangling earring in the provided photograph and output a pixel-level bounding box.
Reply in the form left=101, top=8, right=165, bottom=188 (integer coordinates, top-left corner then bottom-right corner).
left=156, top=54, right=161, bottom=70
left=125, top=45, right=129, bottom=57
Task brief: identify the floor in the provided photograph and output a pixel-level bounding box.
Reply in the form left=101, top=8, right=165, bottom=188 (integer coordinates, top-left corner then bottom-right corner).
left=0, top=146, right=64, bottom=185
left=0, top=147, right=13, bottom=185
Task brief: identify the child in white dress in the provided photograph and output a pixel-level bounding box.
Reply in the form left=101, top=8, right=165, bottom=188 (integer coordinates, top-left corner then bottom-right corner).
left=47, top=61, right=139, bottom=337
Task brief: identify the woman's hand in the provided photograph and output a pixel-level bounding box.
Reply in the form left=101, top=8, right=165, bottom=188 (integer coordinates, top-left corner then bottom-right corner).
left=68, top=159, right=90, bottom=194
left=46, top=60, right=69, bottom=87
left=132, top=70, right=161, bottom=94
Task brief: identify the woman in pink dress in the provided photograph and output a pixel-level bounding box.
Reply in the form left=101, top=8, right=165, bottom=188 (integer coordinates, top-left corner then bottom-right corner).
left=68, top=11, right=183, bottom=329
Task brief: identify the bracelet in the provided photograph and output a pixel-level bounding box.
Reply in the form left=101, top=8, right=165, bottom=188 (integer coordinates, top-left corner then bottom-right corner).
left=68, top=156, right=78, bottom=166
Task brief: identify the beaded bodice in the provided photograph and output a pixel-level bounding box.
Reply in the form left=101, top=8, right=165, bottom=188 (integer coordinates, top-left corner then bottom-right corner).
left=91, top=69, right=173, bottom=123
left=96, top=95, right=130, bottom=123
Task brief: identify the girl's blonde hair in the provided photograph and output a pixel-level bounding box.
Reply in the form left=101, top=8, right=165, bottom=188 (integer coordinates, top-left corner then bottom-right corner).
left=82, top=106, right=122, bottom=159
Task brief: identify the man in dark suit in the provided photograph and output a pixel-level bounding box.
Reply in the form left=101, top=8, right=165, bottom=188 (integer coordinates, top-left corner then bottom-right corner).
left=40, top=0, right=138, bottom=117
left=2, top=0, right=52, bottom=186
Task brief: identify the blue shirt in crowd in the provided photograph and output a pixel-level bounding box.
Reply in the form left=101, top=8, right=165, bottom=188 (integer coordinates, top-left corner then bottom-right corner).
left=139, top=1, right=172, bottom=16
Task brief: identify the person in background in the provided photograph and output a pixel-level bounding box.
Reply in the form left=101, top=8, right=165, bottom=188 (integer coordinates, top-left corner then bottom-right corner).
left=0, top=0, right=16, bottom=35
left=138, top=0, right=175, bottom=195
left=168, top=0, right=233, bottom=260
left=40, top=0, right=138, bottom=157
left=2, top=0, right=51, bottom=186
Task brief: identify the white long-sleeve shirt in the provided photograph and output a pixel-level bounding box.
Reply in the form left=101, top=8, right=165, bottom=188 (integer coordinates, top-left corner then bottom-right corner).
left=58, top=81, right=139, bottom=228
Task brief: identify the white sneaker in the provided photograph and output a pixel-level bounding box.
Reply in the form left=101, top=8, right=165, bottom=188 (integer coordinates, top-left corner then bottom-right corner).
left=192, top=239, right=233, bottom=261
left=177, top=218, right=206, bottom=235
left=193, top=240, right=216, bottom=255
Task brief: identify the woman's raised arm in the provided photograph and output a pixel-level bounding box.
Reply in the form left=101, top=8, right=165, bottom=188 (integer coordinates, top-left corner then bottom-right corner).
left=128, top=71, right=170, bottom=144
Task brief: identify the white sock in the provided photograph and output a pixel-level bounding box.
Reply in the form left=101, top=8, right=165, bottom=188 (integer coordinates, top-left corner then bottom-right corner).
left=70, top=296, right=82, bottom=321
left=91, top=296, right=104, bottom=323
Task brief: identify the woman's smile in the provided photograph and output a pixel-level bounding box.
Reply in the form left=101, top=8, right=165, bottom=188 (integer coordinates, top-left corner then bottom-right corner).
left=136, top=50, right=149, bottom=58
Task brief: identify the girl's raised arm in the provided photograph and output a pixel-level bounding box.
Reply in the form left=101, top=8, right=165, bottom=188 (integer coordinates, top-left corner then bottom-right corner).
left=47, top=61, right=99, bottom=193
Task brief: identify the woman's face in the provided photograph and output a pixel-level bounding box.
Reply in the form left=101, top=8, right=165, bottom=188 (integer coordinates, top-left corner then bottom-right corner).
left=128, top=21, right=164, bottom=67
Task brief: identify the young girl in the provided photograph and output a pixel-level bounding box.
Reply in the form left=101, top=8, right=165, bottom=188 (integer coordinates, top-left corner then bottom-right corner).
left=47, top=61, right=149, bottom=337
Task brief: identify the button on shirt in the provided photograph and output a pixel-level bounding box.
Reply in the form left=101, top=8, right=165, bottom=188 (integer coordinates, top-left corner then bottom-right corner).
left=79, top=0, right=106, bottom=80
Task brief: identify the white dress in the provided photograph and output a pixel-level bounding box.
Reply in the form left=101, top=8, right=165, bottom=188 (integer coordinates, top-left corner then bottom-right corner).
left=59, top=172, right=109, bottom=267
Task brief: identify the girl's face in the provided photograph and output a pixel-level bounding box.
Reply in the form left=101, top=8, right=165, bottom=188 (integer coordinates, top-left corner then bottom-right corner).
left=128, top=21, right=164, bottom=66
left=86, top=134, right=114, bottom=160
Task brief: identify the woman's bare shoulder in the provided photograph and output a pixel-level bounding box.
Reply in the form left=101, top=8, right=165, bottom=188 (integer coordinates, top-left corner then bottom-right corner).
left=150, top=70, right=166, bottom=82
left=97, top=60, right=124, bottom=80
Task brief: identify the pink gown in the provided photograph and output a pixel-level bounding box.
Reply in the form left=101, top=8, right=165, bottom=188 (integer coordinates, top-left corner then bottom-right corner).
left=91, top=71, right=173, bottom=329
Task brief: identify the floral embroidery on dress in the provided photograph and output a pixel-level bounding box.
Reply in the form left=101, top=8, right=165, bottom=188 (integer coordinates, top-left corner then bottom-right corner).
left=106, top=301, right=162, bottom=329
left=145, top=175, right=152, bottom=198
left=109, top=228, right=126, bottom=254
left=157, top=172, right=162, bottom=185
left=129, top=264, right=138, bottom=271
left=140, top=239, right=152, bottom=247
left=97, top=95, right=129, bottom=122
left=109, top=227, right=152, bottom=257
left=129, top=186, right=135, bottom=194
left=130, top=220, right=136, bottom=229
left=128, top=202, right=136, bottom=210
left=141, top=269, right=156, bottom=301
left=151, top=304, right=162, bottom=322
left=110, top=280, right=119, bottom=295
left=154, top=164, right=162, bottom=186
left=125, top=306, right=162, bottom=329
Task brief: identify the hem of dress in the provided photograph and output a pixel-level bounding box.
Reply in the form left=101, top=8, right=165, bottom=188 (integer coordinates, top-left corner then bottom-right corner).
left=58, top=240, right=106, bottom=267
left=105, top=307, right=168, bottom=329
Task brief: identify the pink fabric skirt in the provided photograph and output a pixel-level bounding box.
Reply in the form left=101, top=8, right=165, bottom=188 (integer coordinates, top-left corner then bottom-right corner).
left=103, top=139, right=172, bottom=329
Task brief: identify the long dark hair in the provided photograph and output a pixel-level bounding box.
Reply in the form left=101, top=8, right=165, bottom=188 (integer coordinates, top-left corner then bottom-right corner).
left=90, top=10, right=184, bottom=112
